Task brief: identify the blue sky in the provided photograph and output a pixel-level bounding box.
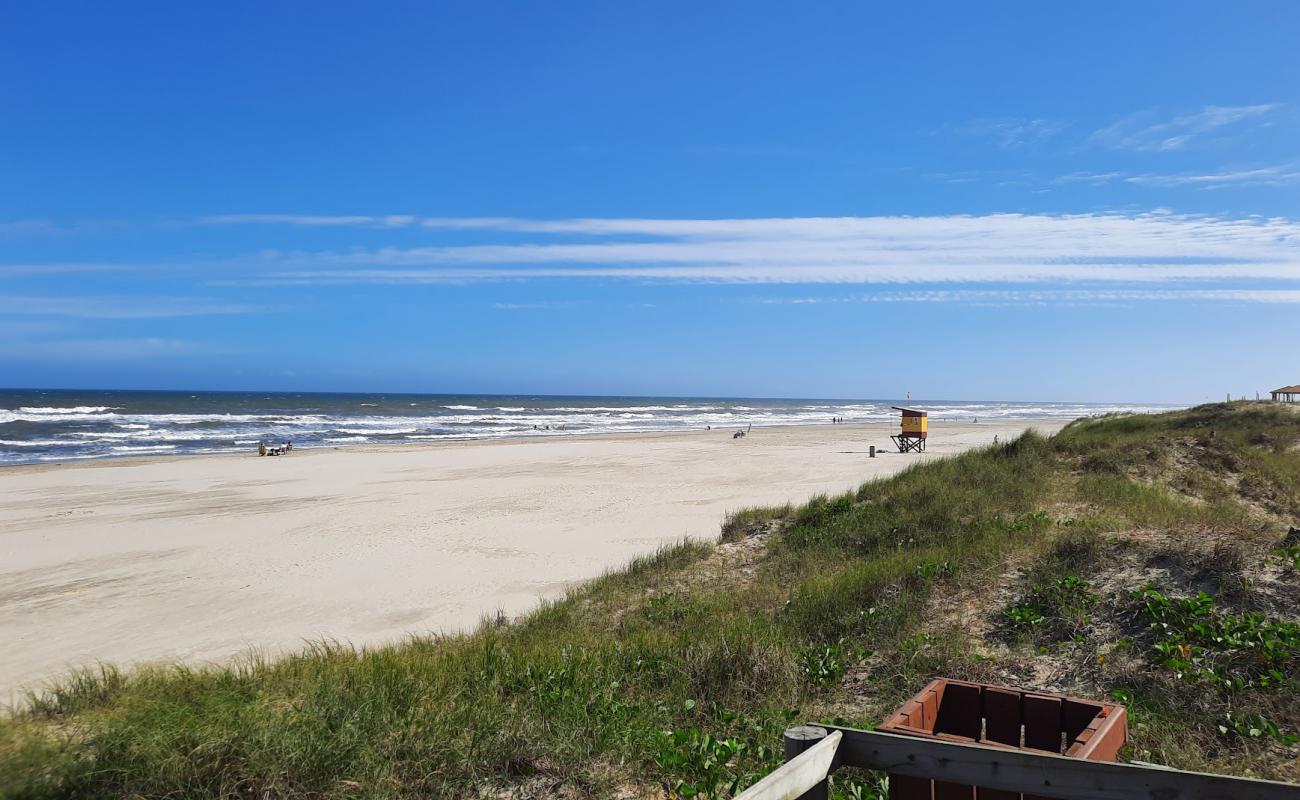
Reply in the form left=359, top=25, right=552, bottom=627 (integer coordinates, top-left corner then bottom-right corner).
left=2, top=2, right=1298, bottom=402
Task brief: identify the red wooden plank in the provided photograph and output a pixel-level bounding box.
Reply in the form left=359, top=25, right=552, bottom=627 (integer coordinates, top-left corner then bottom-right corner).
left=934, top=681, right=982, bottom=740
left=978, top=688, right=1022, bottom=800
left=902, top=700, right=925, bottom=728
left=1072, top=707, right=1127, bottom=761
left=921, top=689, right=939, bottom=732
left=1064, top=726, right=1093, bottom=756
left=1022, top=694, right=1062, bottom=752
left=981, top=687, right=1021, bottom=746
left=1022, top=694, right=1063, bottom=800
left=1062, top=698, right=1101, bottom=744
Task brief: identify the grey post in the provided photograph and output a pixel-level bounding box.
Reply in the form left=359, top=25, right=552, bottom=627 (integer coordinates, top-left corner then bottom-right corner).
left=783, top=725, right=831, bottom=800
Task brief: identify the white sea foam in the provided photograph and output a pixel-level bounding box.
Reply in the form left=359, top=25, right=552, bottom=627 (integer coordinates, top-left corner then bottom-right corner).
left=15, top=406, right=120, bottom=415
left=0, top=394, right=1181, bottom=465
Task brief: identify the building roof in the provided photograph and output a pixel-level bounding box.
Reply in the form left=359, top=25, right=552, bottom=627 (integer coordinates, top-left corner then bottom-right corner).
left=1272, top=385, right=1300, bottom=394
left=891, top=406, right=928, bottom=415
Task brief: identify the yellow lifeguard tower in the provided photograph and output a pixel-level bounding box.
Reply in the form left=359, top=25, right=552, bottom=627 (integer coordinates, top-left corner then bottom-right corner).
left=891, top=406, right=928, bottom=452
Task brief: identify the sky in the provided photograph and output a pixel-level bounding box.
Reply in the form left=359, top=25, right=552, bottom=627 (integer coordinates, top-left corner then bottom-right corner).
left=2, top=2, right=1298, bottom=403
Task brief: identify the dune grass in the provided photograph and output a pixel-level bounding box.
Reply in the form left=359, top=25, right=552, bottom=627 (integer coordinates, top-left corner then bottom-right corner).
left=3, top=402, right=1299, bottom=799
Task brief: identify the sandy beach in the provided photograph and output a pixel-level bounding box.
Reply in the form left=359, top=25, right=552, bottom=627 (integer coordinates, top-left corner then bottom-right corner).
left=1, top=419, right=1065, bottom=698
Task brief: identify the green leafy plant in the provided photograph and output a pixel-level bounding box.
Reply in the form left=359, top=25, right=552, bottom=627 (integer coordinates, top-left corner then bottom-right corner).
left=914, top=559, right=954, bottom=578
left=1138, top=585, right=1300, bottom=691
left=830, top=771, right=889, bottom=800
left=1005, top=604, right=1045, bottom=627
left=1274, top=543, right=1300, bottom=570
left=1218, top=713, right=1300, bottom=746
left=800, top=638, right=864, bottom=687
left=655, top=727, right=748, bottom=798
left=1003, top=569, right=1096, bottom=641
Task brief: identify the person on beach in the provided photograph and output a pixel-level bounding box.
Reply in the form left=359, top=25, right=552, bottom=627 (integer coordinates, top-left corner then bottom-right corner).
left=258, top=442, right=267, bottom=457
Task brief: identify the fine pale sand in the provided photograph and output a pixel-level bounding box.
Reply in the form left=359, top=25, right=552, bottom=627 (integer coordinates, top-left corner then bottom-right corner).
left=1, top=419, right=1066, bottom=698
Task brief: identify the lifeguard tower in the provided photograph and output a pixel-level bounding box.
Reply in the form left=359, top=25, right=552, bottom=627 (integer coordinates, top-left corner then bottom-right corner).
left=891, top=406, right=928, bottom=452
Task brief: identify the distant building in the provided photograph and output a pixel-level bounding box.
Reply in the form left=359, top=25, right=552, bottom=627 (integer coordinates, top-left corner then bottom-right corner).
left=1270, top=385, right=1300, bottom=403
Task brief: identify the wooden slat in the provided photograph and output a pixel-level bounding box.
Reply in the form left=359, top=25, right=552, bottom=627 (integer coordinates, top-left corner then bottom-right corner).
left=901, top=700, right=923, bottom=729
left=979, top=688, right=1023, bottom=800
left=1062, top=699, right=1101, bottom=745
left=1021, top=694, right=1063, bottom=800
left=982, top=687, right=1022, bottom=746
left=921, top=689, right=940, bottom=731
left=1022, top=694, right=1062, bottom=753
left=1072, top=707, right=1127, bottom=762
left=822, top=727, right=1300, bottom=800
left=735, top=730, right=841, bottom=800
left=934, top=681, right=982, bottom=740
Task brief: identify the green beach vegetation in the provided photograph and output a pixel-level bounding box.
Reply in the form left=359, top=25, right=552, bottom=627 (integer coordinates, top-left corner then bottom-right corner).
left=3, top=403, right=1299, bottom=799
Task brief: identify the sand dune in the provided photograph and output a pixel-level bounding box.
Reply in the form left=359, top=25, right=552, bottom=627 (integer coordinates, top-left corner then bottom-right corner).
left=0, top=419, right=1065, bottom=698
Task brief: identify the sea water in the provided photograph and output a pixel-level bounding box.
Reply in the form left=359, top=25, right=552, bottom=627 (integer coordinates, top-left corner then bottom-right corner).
left=0, top=388, right=1173, bottom=465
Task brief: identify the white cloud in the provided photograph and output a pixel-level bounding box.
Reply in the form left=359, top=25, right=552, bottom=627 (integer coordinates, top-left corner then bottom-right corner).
left=0, top=219, right=60, bottom=237
left=1055, top=164, right=1300, bottom=190
left=1054, top=172, right=1127, bottom=186
left=209, top=212, right=1300, bottom=286
left=12, top=212, right=1300, bottom=290
left=0, top=296, right=264, bottom=318
left=1123, top=165, right=1300, bottom=188
left=202, top=214, right=418, bottom=228
left=0, top=262, right=148, bottom=277
left=0, top=320, right=67, bottom=337
left=758, top=288, right=1300, bottom=306
left=492, top=301, right=582, bottom=310
left=956, top=118, right=1067, bottom=149
left=1089, top=103, right=1283, bottom=151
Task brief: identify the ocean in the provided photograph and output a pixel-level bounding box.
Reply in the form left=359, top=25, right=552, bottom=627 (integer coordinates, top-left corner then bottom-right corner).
left=0, top=389, right=1172, bottom=466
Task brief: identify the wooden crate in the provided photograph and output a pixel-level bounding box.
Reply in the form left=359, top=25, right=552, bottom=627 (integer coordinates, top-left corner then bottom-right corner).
left=878, top=678, right=1127, bottom=800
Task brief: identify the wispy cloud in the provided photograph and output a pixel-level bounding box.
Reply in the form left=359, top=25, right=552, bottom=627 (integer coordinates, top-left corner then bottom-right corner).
left=1124, top=165, right=1300, bottom=188
left=0, top=219, right=131, bottom=238
left=0, top=219, right=61, bottom=237
left=1054, top=171, right=1128, bottom=187
left=13, top=213, right=1300, bottom=289
left=1057, top=164, right=1300, bottom=189
left=955, top=117, right=1068, bottom=149
left=491, top=301, right=583, bottom=310
left=0, top=337, right=216, bottom=362
left=208, top=213, right=1300, bottom=287
left=758, top=288, right=1300, bottom=307
left=1088, top=103, right=1283, bottom=151
left=201, top=214, right=420, bottom=228
left=0, top=320, right=67, bottom=338
left=0, top=296, right=264, bottom=318
left=0, top=262, right=149, bottom=278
